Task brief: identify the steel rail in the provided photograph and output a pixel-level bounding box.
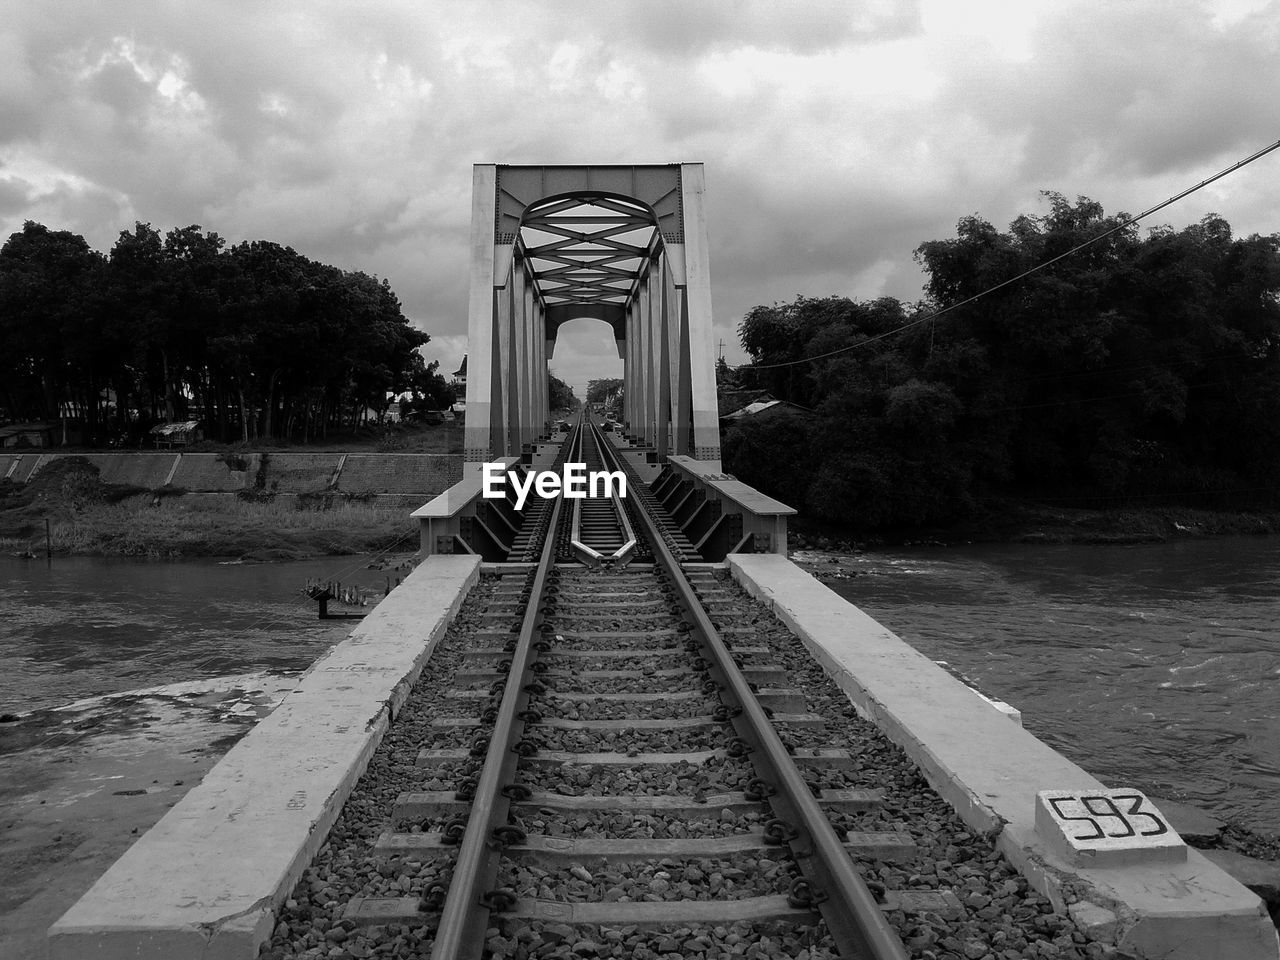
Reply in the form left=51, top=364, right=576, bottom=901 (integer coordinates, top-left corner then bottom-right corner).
left=588, top=419, right=910, bottom=960
left=567, top=424, right=606, bottom=566
left=592, top=425, right=639, bottom=563
left=574, top=419, right=637, bottom=564
left=429, top=425, right=574, bottom=960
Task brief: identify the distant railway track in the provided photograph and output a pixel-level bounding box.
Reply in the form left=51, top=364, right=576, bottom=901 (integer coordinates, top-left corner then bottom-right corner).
left=564, top=423, right=640, bottom=566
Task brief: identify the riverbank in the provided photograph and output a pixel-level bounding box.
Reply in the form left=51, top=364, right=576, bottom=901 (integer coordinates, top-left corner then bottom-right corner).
left=0, top=455, right=429, bottom=560
left=789, top=545, right=1280, bottom=865
left=0, top=671, right=335, bottom=960
left=7, top=454, right=1280, bottom=560
left=1, top=495, right=417, bottom=561
left=791, top=500, right=1280, bottom=552
left=787, top=542, right=1280, bottom=925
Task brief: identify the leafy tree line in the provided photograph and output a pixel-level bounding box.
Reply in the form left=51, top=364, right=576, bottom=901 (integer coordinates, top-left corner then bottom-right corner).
left=722, top=194, right=1280, bottom=530
left=0, top=220, right=451, bottom=444
left=587, top=377, right=623, bottom=414
left=548, top=374, right=578, bottom=412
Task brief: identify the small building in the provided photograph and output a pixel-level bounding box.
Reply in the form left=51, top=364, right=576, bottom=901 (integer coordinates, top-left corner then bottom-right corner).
left=717, top=389, right=769, bottom=418
left=452, top=355, right=467, bottom=392
left=721, top=397, right=811, bottom=425
left=149, top=421, right=204, bottom=448
left=0, top=422, right=55, bottom=448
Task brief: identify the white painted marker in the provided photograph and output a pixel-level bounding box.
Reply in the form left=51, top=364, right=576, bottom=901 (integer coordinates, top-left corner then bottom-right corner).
left=1034, top=789, right=1185, bottom=866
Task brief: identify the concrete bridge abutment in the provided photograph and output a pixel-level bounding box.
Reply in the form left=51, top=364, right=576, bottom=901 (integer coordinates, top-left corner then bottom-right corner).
left=463, top=163, right=722, bottom=467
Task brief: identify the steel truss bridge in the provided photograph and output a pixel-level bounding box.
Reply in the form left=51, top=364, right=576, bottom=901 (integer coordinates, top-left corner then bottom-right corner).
left=464, top=163, right=722, bottom=464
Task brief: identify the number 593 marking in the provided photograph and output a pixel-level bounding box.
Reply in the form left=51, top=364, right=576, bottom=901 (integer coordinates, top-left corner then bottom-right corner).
left=1047, top=793, right=1169, bottom=841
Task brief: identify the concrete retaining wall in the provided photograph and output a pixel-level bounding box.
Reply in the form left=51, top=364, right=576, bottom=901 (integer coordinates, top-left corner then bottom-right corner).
left=339, top=454, right=463, bottom=495
left=170, top=455, right=255, bottom=492
left=4, top=453, right=46, bottom=483
left=264, top=453, right=344, bottom=493
left=4, top=452, right=464, bottom=499
left=83, top=454, right=180, bottom=488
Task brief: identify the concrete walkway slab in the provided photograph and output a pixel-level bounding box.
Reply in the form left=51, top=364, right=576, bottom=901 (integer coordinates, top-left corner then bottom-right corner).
left=1200, top=848, right=1280, bottom=907
left=729, top=553, right=1279, bottom=960
left=1154, top=797, right=1228, bottom=844
left=47, top=555, right=482, bottom=960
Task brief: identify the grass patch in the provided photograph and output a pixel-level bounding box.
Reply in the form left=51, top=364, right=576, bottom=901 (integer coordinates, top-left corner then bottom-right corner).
left=1, top=454, right=428, bottom=560
left=1, top=457, right=148, bottom=549
left=1, top=458, right=417, bottom=560
left=49, top=496, right=418, bottom=560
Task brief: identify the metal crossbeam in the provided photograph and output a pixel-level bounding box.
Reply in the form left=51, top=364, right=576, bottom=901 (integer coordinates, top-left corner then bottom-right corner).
left=517, top=194, right=658, bottom=314
left=465, top=163, right=723, bottom=464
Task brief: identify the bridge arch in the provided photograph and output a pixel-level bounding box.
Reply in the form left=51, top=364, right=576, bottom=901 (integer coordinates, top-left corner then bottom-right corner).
left=464, top=163, right=721, bottom=463
left=543, top=313, right=626, bottom=364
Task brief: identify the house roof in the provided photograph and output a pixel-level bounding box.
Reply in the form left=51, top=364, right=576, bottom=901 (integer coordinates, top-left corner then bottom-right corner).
left=723, top=398, right=810, bottom=421
left=717, top=389, right=771, bottom=418
left=149, top=420, right=202, bottom=436
left=453, top=355, right=467, bottom=377
left=724, top=400, right=782, bottom=420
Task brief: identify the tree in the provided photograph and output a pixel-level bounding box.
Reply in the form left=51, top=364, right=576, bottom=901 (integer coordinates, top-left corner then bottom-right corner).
left=726, top=195, right=1280, bottom=529
left=586, top=377, right=623, bottom=416
left=587, top=378, right=623, bottom=405
left=3, top=218, right=440, bottom=446
left=402, top=355, right=456, bottom=415
left=548, top=374, right=577, bottom=412
left=0, top=222, right=105, bottom=425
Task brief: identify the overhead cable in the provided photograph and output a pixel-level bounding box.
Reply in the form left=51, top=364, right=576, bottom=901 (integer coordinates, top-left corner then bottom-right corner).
left=737, top=136, right=1280, bottom=371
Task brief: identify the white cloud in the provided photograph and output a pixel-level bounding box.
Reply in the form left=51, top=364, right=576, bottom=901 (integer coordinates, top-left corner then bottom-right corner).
left=1, top=0, right=1278, bottom=379
left=546, top=42, right=582, bottom=92
left=420, top=334, right=468, bottom=383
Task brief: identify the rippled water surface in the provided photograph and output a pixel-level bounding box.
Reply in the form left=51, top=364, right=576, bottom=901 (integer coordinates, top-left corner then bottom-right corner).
left=824, top=537, right=1280, bottom=835
left=0, top=556, right=384, bottom=714
left=4, top=543, right=1278, bottom=837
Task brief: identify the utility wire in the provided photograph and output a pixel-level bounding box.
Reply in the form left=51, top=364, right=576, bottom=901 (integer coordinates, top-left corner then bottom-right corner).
left=736, top=136, right=1280, bottom=372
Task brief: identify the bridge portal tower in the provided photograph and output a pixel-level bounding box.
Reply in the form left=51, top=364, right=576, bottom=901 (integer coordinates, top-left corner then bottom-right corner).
left=464, top=163, right=722, bottom=464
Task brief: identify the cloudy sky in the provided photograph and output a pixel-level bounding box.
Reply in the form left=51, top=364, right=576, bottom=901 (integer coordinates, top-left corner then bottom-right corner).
left=3, top=0, right=1279, bottom=397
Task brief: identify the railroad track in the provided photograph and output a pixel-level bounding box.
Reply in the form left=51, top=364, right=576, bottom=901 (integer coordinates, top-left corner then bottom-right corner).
left=260, top=417, right=1075, bottom=960
left=565, top=421, right=642, bottom=566
left=331, top=419, right=908, bottom=959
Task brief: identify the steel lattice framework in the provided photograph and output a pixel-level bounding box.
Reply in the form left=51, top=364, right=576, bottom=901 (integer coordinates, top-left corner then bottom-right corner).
left=463, top=163, right=722, bottom=463
left=522, top=196, right=655, bottom=311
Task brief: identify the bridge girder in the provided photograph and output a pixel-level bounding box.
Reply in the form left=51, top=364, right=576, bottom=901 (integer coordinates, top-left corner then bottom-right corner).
left=464, top=163, right=721, bottom=464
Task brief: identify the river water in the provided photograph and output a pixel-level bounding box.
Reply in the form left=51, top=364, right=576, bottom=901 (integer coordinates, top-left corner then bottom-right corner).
left=0, top=555, right=391, bottom=717
left=816, top=536, right=1280, bottom=838
left=2, top=541, right=1277, bottom=838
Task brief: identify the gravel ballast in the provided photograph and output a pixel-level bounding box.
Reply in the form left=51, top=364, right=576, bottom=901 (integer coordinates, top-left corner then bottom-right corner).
left=253, top=561, right=1135, bottom=960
